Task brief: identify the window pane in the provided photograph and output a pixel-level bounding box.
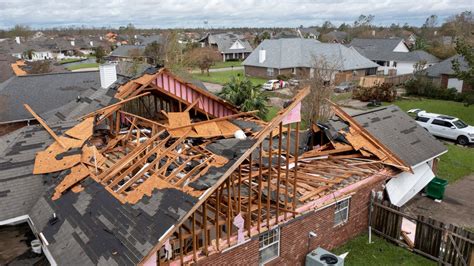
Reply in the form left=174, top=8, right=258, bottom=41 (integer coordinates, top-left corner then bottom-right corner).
left=260, top=243, right=278, bottom=264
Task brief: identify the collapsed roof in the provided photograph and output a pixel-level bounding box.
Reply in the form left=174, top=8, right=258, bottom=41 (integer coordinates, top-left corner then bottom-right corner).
left=0, top=67, right=445, bottom=265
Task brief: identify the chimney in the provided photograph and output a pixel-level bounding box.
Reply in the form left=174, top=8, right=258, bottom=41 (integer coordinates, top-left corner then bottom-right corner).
left=99, top=36, right=103, bottom=40
left=372, top=30, right=375, bottom=37
left=15, top=36, right=20, bottom=44
left=99, top=64, right=117, bottom=89
left=70, top=40, right=75, bottom=46
left=90, top=41, right=94, bottom=47
left=258, top=49, right=266, bottom=63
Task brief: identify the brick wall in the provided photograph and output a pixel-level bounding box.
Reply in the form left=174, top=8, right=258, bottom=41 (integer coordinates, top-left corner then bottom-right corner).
left=197, top=178, right=384, bottom=266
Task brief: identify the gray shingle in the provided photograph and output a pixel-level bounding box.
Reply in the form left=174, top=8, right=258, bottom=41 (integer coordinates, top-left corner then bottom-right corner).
left=243, top=38, right=379, bottom=71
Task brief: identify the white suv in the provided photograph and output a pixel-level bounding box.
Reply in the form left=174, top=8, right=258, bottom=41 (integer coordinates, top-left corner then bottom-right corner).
left=408, top=109, right=474, bottom=145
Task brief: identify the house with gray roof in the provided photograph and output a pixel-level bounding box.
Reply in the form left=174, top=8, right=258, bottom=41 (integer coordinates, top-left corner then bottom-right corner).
left=109, top=45, right=146, bottom=62
left=199, top=33, right=253, bottom=62
left=425, top=55, right=471, bottom=93
left=243, top=38, right=379, bottom=83
left=350, top=38, right=440, bottom=75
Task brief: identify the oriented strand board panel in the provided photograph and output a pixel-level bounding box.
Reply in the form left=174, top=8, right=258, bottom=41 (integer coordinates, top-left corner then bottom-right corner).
left=82, top=145, right=106, bottom=167
left=215, top=120, right=241, bottom=136
left=33, top=150, right=81, bottom=174
left=65, top=117, right=94, bottom=141
left=194, top=122, right=222, bottom=138
left=52, top=164, right=90, bottom=200
left=167, top=112, right=191, bottom=127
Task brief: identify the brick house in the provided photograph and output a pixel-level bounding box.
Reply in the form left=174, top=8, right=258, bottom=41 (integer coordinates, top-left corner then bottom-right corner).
left=425, top=55, right=472, bottom=93
left=0, top=68, right=447, bottom=265
left=243, top=38, right=378, bottom=85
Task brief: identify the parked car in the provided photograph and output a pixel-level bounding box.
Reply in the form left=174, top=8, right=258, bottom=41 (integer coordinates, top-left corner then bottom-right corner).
left=334, top=81, right=356, bottom=93
left=408, top=109, right=474, bottom=145
left=262, top=80, right=288, bottom=91
left=289, top=78, right=300, bottom=86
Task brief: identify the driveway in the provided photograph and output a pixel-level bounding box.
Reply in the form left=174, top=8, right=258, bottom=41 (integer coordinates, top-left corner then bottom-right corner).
left=404, top=174, right=474, bottom=228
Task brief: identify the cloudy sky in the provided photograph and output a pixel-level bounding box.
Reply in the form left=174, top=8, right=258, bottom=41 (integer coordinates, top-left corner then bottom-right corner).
left=0, top=0, right=471, bottom=29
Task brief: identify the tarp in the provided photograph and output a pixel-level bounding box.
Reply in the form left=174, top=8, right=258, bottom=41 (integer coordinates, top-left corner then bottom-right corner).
left=386, top=162, right=435, bottom=207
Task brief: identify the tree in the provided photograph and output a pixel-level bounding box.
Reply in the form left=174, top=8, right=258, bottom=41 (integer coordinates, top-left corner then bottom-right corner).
left=27, top=60, right=51, bottom=74
left=23, top=49, right=35, bottom=60
left=218, top=75, right=268, bottom=119
left=423, top=14, right=438, bottom=28
left=144, top=41, right=165, bottom=65
left=163, top=30, right=184, bottom=70
left=354, top=14, right=375, bottom=28
left=300, top=56, right=340, bottom=123
left=94, top=46, right=106, bottom=63
left=9, top=24, right=31, bottom=38
left=452, top=39, right=474, bottom=87
left=185, top=47, right=221, bottom=75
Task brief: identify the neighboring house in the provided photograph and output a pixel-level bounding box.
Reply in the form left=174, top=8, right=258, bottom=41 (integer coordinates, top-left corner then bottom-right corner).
left=425, top=55, right=472, bottom=93
left=321, top=30, right=348, bottom=43
left=108, top=45, right=146, bottom=61
left=297, top=27, right=320, bottom=39
left=243, top=38, right=379, bottom=84
left=199, top=33, right=253, bottom=61
left=0, top=53, right=16, bottom=83
left=0, top=69, right=124, bottom=135
left=350, top=38, right=440, bottom=75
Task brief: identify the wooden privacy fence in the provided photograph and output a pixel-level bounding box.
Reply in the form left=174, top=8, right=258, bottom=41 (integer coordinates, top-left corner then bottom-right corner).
left=370, top=197, right=474, bottom=265
left=359, top=74, right=413, bottom=88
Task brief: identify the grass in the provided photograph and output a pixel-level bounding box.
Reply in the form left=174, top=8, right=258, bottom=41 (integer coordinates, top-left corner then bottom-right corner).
left=332, top=234, right=435, bottom=266
left=437, top=143, right=474, bottom=184
left=58, top=58, right=84, bottom=64
left=192, top=70, right=267, bottom=86
left=332, top=92, right=353, bottom=103
left=211, top=60, right=243, bottom=69
left=388, top=98, right=474, bottom=125
left=265, top=106, right=280, bottom=122
left=67, top=63, right=99, bottom=71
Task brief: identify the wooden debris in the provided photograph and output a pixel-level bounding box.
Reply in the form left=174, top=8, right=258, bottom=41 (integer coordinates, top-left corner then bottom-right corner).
left=65, top=117, right=94, bottom=141
left=52, top=164, right=89, bottom=200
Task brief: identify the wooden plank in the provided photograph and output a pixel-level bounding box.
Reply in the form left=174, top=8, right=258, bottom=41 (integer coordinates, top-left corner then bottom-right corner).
left=52, top=164, right=89, bottom=200
left=23, top=104, right=66, bottom=148
left=65, top=117, right=94, bottom=141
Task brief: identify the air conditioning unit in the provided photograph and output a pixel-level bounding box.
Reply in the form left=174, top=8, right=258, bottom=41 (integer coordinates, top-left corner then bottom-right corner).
left=305, top=247, right=344, bottom=266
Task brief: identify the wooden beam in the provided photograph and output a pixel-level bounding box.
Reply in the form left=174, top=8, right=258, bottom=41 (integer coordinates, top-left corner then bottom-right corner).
left=168, top=110, right=259, bottom=131
left=23, top=104, right=66, bottom=148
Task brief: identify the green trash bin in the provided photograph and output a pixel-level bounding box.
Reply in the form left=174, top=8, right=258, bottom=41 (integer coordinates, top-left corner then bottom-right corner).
left=425, top=177, right=448, bottom=200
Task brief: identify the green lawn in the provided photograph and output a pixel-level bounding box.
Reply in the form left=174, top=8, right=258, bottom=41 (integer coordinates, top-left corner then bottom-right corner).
left=332, top=92, right=353, bottom=103
left=332, top=234, right=435, bottom=266
left=59, top=58, right=84, bottom=64
left=437, top=144, right=474, bottom=183
left=67, top=63, right=99, bottom=71
left=211, top=60, right=243, bottom=69
left=388, top=98, right=474, bottom=125
left=192, top=70, right=267, bottom=86
left=265, top=106, right=280, bottom=122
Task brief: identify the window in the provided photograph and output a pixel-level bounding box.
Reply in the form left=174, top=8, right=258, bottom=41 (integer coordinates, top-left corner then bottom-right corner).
left=392, top=61, right=397, bottom=67
left=453, top=120, right=468, bottom=129
left=334, top=198, right=350, bottom=226
left=259, top=228, right=280, bottom=264
left=432, top=119, right=452, bottom=127
left=267, top=68, right=274, bottom=77
left=415, top=116, right=430, bottom=123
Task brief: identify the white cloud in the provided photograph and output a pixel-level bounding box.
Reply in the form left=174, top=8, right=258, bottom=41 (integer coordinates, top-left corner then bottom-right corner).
left=0, top=0, right=471, bottom=29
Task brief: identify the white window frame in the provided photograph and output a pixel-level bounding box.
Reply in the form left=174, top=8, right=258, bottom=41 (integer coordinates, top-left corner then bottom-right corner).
left=334, top=198, right=350, bottom=226
left=267, top=68, right=274, bottom=77
left=258, top=228, right=280, bottom=265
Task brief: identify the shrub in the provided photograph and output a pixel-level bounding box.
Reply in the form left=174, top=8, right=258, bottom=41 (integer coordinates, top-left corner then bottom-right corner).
left=352, top=83, right=397, bottom=102
left=405, top=78, right=459, bottom=101
left=276, top=74, right=290, bottom=81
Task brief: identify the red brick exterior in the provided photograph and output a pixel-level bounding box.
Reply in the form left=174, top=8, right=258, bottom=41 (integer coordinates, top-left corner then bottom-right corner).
left=440, top=74, right=472, bottom=93
left=197, top=178, right=385, bottom=266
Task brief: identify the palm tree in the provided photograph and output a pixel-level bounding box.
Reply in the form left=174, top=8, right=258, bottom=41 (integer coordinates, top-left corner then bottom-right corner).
left=218, top=75, right=268, bottom=119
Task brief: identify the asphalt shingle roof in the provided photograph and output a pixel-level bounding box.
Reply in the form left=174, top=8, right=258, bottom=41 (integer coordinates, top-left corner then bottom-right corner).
left=350, top=38, right=440, bottom=63
left=425, top=55, right=468, bottom=77
left=243, top=38, right=379, bottom=71
left=351, top=105, right=447, bottom=167
left=0, top=71, right=111, bottom=123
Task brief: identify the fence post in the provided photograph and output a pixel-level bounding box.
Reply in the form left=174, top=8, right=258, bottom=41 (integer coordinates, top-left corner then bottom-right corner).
left=368, top=190, right=374, bottom=244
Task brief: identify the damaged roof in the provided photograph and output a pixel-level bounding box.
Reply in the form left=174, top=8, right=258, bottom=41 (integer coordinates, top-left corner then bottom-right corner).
left=330, top=105, right=447, bottom=167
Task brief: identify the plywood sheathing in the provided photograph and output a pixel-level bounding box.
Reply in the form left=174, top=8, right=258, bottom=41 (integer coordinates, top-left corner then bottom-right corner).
left=65, top=117, right=94, bottom=141
left=52, top=164, right=90, bottom=200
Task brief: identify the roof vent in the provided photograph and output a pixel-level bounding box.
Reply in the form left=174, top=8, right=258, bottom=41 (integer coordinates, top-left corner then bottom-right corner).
left=259, top=49, right=266, bottom=63
left=99, top=64, right=117, bottom=89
